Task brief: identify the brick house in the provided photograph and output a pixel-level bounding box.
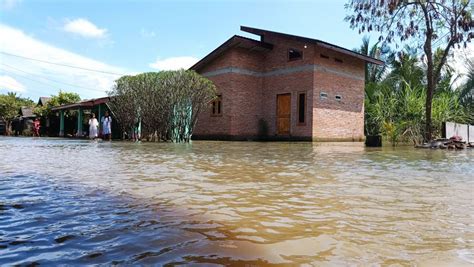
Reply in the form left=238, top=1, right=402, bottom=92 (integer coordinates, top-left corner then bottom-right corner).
left=191, top=26, right=383, bottom=141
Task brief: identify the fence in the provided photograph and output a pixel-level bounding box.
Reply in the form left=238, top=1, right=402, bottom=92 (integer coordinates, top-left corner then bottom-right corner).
left=444, top=122, right=473, bottom=143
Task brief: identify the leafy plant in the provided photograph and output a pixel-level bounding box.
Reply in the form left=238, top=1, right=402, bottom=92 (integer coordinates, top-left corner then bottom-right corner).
left=346, top=0, right=474, bottom=141
left=108, top=70, right=216, bottom=143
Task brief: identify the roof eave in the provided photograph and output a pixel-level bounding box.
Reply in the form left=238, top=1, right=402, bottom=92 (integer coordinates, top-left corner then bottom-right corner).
left=51, top=96, right=110, bottom=111
left=240, top=26, right=384, bottom=65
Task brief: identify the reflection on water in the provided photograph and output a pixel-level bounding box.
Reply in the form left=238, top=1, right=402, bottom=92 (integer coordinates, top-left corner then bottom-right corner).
left=0, top=137, right=473, bottom=265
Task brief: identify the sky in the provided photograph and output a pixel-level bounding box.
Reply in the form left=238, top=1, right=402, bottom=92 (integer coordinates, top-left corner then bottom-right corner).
left=0, top=0, right=472, bottom=101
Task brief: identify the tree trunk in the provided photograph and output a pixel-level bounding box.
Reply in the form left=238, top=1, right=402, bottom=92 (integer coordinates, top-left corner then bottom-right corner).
left=5, top=121, right=12, bottom=136
left=423, top=27, right=434, bottom=142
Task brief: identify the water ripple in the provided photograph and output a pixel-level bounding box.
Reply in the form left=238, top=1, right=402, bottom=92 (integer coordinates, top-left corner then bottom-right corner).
left=0, top=137, right=473, bottom=265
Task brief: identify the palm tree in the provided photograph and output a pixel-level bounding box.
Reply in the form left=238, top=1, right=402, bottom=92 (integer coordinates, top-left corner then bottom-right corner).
left=384, top=49, right=424, bottom=92
left=458, top=58, right=474, bottom=124
left=356, top=36, right=390, bottom=84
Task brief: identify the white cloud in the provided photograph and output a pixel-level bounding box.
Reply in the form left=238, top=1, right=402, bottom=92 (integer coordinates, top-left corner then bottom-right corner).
left=149, top=56, right=199, bottom=70
left=0, top=0, right=22, bottom=10
left=0, top=23, right=129, bottom=99
left=0, top=75, right=26, bottom=92
left=140, top=28, right=156, bottom=38
left=63, top=18, right=107, bottom=39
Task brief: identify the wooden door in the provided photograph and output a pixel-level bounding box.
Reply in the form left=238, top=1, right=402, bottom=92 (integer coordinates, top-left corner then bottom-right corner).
left=277, top=93, right=291, bottom=135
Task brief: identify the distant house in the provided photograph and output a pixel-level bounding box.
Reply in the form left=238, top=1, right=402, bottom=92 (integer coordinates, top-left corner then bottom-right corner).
left=37, top=97, right=51, bottom=107
left=51, top=96, right=119, bottom=138
left=20, top=106, right=35, bottom=119
left=12, top=106, right=36, bottom=135
left=191, top=26, right=383, bottom=141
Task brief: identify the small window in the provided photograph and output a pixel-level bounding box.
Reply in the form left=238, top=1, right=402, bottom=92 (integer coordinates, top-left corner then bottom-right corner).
left=320, top=92, right=328, bottom=99
left=211, top=95, right=222, bottom=116
left=298, top=92, right=306, bottom=124
left=320, top=54, right=329, bottom=59
left=335, top=95, right=342, bottom=101
left=335, top=58, right=343, bottom=63
left=288, top=48, right=303, bottom=61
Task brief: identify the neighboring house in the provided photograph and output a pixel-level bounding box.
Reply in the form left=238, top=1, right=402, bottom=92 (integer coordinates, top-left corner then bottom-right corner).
left=191, top=26, right=383, bottom=141
left=20, top=106, right=35, bottom=119
left=12, top=106, right=36, bottom=135
left=37, top=97, right=51, bottom=107
left=51, top=97, right=119, bottom=139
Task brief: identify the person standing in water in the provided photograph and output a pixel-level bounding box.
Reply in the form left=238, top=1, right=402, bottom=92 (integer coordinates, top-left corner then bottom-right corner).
left=88, top=113, right=99, bottom=140
left=102, top=111, right=112, bottom=141
left=33, top=118, right=41, bottom=137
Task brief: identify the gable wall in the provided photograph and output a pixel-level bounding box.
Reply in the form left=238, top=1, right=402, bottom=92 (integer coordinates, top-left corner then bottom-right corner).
left=193, top=47, right=264, bottom=139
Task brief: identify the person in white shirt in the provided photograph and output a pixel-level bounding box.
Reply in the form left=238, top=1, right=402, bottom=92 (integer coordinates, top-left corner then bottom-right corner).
left=101, top=111, right=112, bottom=141
left=88, top=113, right=99, bottom=139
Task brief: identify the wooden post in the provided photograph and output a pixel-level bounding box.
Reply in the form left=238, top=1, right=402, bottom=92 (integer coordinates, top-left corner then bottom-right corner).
left=59, top=110, right=65, bottom=137
left=77, top=108, right=83, bottom=137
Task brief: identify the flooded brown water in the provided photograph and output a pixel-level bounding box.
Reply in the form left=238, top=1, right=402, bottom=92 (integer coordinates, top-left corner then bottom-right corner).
left=0, top=137, right=473, bottom=266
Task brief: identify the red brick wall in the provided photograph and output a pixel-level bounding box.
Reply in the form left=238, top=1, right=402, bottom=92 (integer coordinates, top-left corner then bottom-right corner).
left=199, top=49, right=234, bottom=74
left=261, top=35, right=315, bottom=71
left=194, top=47, right=264, bottom=139
left=261, top=72, right=313, bottom=138
left=194, top=74, right=233, bottom=137
left=193, top=33, right=366, bottom=141
left=312, top=46, right=365, bottom=141
left=232, top=47, right=265, bottom=72
left=257, top=34, right=315, bottom=138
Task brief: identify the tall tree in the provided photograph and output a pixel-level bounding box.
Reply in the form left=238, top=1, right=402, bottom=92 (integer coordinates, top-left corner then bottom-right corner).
left=385, top=50, right=425, bottom=91
left=356, top=36, right=391, bottom=84
left=346, top=0, right=474, bottom=141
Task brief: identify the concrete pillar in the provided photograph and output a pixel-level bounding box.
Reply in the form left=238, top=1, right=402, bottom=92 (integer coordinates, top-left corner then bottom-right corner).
left=77, top=108, right=83, bottom=137
left=98, top=104, right=102, bottom=134
left=59, top=110, right=65, bottom=137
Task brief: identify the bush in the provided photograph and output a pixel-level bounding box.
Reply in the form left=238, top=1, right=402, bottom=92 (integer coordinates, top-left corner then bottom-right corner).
left=108, top=70, right=216, bottom=143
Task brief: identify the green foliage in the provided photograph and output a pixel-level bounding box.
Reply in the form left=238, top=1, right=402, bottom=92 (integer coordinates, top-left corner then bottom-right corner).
left=0, top=92, right=34, bottom=135
left=108, top=70, right=216, bottom=143
left=457, top=58, right=474, bottom=124
left=49, top=91, right=81, bottom=107
left=346, top=0, right=474, bottom=140
left=35, top=90, right=81, bottom=117
left=365, top=75, right=468, bottom=146
left=355, top=36, right=390, bottom=84
left=361, top=36, right=471, bottom=145
left=385, top=51, right=424, bottom=91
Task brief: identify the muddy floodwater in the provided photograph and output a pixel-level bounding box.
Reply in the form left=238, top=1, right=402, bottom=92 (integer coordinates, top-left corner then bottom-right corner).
left=0, top=137, right=473, bottom=266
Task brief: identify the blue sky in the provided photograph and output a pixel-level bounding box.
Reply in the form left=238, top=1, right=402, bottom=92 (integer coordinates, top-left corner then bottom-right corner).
left=1, top=0, right=470, bottom=101
left=0, top=0, right=373, bottom=100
